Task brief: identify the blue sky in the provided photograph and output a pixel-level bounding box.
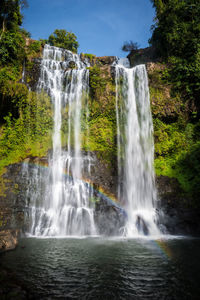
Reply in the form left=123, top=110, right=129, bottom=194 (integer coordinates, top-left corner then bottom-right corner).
left=22, top=0, right=155, bottom=57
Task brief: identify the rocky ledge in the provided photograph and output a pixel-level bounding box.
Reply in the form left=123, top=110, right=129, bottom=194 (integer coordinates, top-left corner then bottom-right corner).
left=156, top=176, right=200, bottom=235
left=0, top=230, right=19, bottom=252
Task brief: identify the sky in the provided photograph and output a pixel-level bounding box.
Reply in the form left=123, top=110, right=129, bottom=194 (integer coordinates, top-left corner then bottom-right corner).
left=22, top=0, right=155, bottom=57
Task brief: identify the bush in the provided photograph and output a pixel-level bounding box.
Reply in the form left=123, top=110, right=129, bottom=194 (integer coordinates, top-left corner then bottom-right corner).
left=48, top=29, right=79, bottom=53
left=0, top=31, right=25, bottom=66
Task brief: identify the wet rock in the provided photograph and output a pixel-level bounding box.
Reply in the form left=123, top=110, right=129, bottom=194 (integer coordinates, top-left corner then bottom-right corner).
left=127, top=46, right=158, bottom=67
left=96, top=56, right=116, bottom=66
left=0, top=230, right=18, bottom=252
left=68, top=61, right=77, bottom=69
left=0, top=266, right=31, bottom=299
left=136, top=215, right=149, bottom=235
left=94, top=197, right=127, bottom=236
left=81, top=151, right=118, bottom=197
left=24, top=58, right=42, bottom=91
left=156, top=175, right=200, bottom=235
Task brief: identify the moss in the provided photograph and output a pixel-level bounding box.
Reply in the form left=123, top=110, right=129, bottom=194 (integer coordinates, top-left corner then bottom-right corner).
left=89, top=65, right=108, bottom=96
left=0, top=169, right=9, bottom=197
left=85, top=65, right=117, bottom=167
left=83, top=53, right=96, bottom=60
left=0, top=90, right=53, bottom=174
left=150, top=63, right=200, bottom=204
left=60, top=64, right=117, bottom=168
left=80, top=53, right=96, bottom=65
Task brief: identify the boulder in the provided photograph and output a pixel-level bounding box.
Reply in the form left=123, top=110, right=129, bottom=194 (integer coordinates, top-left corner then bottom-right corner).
left=94, top=195, right=127, bottom=236
left=0, top=230, right=18, bottom=252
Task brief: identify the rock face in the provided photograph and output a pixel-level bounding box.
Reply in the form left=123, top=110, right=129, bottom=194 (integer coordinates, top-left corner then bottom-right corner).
left=0, top=230, right=18, bottom=252
left=94, top=197, right=127, bottom=236
left=0, top=153, right=119, bottom=239
left=82, top=151, right=117, bottom=197
left=156, top=176, right=200, bottom=235
left=0, top=163, right=29, bottom=251
left=0, top=164, right=27, bottom=233
left=24, top=58, right=42, bottom=90
left=127, top=46, right=158, bottom=67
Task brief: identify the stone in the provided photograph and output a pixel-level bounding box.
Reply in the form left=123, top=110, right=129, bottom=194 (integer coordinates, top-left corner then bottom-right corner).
left=94, top=196, right=127, bottom=236
left=68, top=61, right=77, bottom=69
left=0, top=230, right=18, bottom=252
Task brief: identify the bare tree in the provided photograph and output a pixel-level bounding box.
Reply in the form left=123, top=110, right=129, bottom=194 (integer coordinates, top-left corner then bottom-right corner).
left=122, top=41, right=139, bottom=52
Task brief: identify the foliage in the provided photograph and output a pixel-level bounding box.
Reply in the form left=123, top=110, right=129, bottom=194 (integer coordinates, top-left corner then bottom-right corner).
left=84, top=65, right=117, bottom=167
left=27, top=40, right=41, bottom=54
left=0, top=0, right=23, bottom=33
left=48, top=29, right=79, bottom=53
left=83, top=53, right=96, bottom=60
left=153, top=102, right=200, bottom=202
left=122, top=41, right=139, bottom=52
left=0, top=0, right=53, bottom=174
left=39, top=38, right=48, bottom=47
left=89, top=65, right=108, bottom=97
left=148, top=1, right=200, bottom=204
left=0, top=90, right=53, bottom=172
left=19, top=27, right=31, bottom=38
left=150, top=0, right=200, bottom=114
left=0, top=30, right=25, bottom=65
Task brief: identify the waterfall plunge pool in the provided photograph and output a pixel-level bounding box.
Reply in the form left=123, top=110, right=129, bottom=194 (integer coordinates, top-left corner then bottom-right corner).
left=1, top=236, right=200, bottom=299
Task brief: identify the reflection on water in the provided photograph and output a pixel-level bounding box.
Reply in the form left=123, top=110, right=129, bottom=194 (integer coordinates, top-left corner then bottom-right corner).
left=1, top=237, right=200, bottom=299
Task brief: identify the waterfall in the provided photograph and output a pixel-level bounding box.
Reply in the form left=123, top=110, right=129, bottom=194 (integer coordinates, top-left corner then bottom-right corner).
left=26, top=45, right=96, bottom=237
left=115, top=58, right=160, bottom=236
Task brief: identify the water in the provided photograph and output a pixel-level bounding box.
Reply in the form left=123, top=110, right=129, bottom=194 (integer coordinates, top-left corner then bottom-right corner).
left=25, top=49, right=160, bottom=237
left=1, top=237, right=200, bottom=299
left=115, top=59, right=159, bottom=236
left=26, top=45, right=96, bottom=237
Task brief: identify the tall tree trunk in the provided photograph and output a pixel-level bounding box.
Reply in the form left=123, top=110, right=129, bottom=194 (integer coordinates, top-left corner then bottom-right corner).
left=0, top=18, right=6, bottom=40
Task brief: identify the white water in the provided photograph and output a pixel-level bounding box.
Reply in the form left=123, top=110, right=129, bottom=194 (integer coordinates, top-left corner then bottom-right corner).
left=26, top=45, right=96, bottom=236
left=115, top=58, right=160, bottom=236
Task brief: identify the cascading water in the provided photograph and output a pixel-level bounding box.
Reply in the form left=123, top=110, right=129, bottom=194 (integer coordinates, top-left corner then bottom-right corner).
left=26, top=45, right=96, bottom=236
left=115, top=58, right=160, bottom=236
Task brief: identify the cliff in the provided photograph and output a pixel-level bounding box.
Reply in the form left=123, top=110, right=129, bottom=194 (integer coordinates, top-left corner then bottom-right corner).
left=0, top=45, right=200, bottom=247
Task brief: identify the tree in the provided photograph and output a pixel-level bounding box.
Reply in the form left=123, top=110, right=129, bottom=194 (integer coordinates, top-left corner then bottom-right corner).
left=0, top=0, right=27, bottom=66
left=150, top=0, right=200, bottom=59
left=48, top=29, right=79, bottom=53
left=150, top=0, right=200, bottom=114
left=0, top=0, right=28, bottom=39
left=121, top=41, right=139, bottom=52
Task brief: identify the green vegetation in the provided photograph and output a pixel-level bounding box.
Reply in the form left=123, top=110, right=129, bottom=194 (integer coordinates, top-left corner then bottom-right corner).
left=83, top=53, right=96, bottom=60
left=143, top=0, right=200, bottom=205
left=0, top=88, right=53, bottom=172
left=0, top=0, right=52, bottom=175
left=150, top=0, right=200, bottom=114
left=122, top=41, right=139, bottom=52
left=149, top=64, right=200, bottom=204
left=48, top=29, right=79, bottom=53
left=0, top=0, right=199, bottom=209
left=83, top=65, right=117, bottom=167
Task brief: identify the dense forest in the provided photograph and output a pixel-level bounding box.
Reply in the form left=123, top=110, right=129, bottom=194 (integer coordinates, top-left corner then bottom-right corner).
left=149, top=0, right=200, bottom=204
left=0, top=0, right=200, bottom=207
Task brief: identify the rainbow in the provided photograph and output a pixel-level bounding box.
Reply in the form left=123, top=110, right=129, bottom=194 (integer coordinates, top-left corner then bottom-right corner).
left=21, top=161, right=177, bottom=255
left=22, top=160, right=127, bottom=216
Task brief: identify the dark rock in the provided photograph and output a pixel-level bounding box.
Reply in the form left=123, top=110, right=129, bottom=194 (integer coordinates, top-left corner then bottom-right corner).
left=127, top=46, right=159, bottom=67
left=156, top=175, right=200, bottom=235
left=96, top=56, right=116, bottom=66
left=0, top=265, right=32, bottom=299
left=94, top=196, right=127, bottom=236
left=136, top=215, right=149, bottom=235
left=0, top=230, right=19, bottom=252
left=0, top=164, right=27, bottom=233
left=68, top=61, right=77, bottom=69
left=81, top=151, right=118, bottom=197
left=24, top=58, right=42, bottom=91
